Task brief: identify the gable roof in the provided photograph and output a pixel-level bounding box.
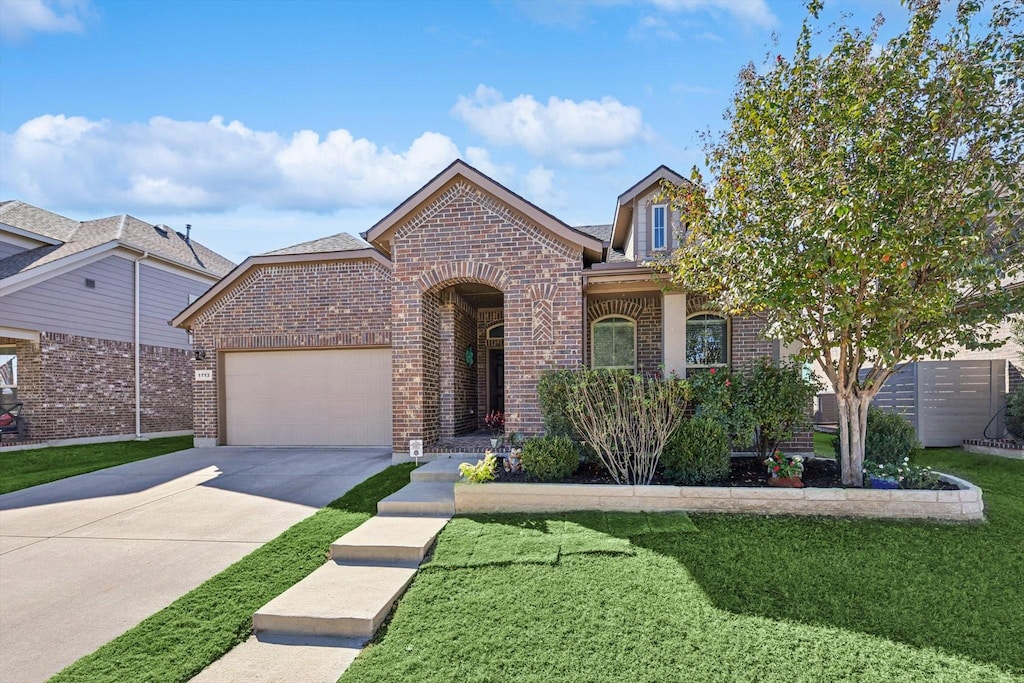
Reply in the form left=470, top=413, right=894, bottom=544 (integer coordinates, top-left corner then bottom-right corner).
left=0, top=201, right=235, bottom=282
left=574, top=224, right=613, bottom=243
left=611, top=165, right=689, bottom=249
left=362, top=159, right=604, bottom=262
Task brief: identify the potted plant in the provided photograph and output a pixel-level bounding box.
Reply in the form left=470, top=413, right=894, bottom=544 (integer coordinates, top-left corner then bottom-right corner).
left=764, top=450, right=804, bottom=488
left=864, top=458, right=940, bottom=490
left=484, top=410, right=505, bottom=448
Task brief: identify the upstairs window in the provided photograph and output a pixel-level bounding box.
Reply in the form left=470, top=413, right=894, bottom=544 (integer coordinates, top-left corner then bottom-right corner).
left=592, top=316, right=636, bottom=370
left=686, top=314, right=728, bottom=367
left=652, top=204, right=667, bottom=251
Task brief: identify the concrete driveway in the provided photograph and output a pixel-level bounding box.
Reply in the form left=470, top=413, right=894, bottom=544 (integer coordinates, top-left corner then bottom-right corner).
left=0, top=446, right=391, bottom=683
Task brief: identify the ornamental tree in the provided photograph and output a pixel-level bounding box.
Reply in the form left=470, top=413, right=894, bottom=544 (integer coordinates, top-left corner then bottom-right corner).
left=662, top=0, right=1023, bottom=485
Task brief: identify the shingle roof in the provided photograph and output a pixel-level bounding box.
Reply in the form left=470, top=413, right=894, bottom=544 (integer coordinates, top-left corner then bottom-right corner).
left=0, top=201, right=235, bottom=280
left=574, top=224, right=613, bottom=242
left=0, top=201, right=79, bottom=241
left=263, top=232, right=371, bottom=256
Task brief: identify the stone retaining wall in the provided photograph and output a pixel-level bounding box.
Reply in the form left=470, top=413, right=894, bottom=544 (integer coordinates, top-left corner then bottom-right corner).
left=455, top=474, right=983, bottom=521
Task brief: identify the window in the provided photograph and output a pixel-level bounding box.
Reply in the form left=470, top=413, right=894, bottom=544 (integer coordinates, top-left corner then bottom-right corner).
left=0, top=347, right=16, bottom=388
left=652, top=204, right=667, bottom=251
left=592, top=316, right=636, bottom=370
left=486, top=323, right=504, bottom=339
left=685, top=314, right=728, bottom=367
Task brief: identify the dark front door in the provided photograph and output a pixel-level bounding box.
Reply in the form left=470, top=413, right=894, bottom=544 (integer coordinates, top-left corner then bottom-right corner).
left=488, top=349, right=504, bottom=413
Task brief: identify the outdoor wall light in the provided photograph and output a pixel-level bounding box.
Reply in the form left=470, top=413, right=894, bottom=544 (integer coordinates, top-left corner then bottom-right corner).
left=193, top=345, right=207, bottom=362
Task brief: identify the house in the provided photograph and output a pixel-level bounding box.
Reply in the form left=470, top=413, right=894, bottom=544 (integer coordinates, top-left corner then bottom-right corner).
left=173, top=160, right=810, bottom=455
left=0, top=201, right=234, bottom=446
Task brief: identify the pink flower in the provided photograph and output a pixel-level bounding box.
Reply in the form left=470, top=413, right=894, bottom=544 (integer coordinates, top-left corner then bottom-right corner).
left=709, top=367, right=716, bottom=375
left=724, top=379, right=731, bottom=386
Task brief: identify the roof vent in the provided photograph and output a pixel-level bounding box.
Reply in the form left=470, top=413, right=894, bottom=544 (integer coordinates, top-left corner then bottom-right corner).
left=185, top=224, right=192, bottom=244
left=154, top=224, right=169, bottom=237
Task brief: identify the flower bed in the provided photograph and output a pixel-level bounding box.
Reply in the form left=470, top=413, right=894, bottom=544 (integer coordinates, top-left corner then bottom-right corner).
left=455, top=472, right=983, bottom=521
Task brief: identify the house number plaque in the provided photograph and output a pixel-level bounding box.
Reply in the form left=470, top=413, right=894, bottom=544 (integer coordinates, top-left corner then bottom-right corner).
left=195, top=369, right=213, bottom=382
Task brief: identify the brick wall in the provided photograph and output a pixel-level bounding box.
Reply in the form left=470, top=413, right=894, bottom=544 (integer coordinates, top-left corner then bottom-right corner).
left=189, top=258, right=393, bottom=442
left=391, top=180, right=584, bottom=449
left=1, top=333, right=192, bottom=446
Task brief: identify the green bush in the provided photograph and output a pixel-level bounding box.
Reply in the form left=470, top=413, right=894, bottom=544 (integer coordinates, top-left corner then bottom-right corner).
left=522, top=436, right=579, bottom=481
left=537, top=370, right=576, bottom=438
left=662, top=416, right=731, bottom=485
left=743, top=358, right=820, bottom=458
left=459, top=454, right=497, bottom=483
left=1006, top=385, right=1024, bottom=440
left=832, top=406, right=920, bottom=466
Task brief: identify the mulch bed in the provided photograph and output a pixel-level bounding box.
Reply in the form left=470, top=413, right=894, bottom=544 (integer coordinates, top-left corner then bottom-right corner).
left=493, top=455, right=957, bottom=490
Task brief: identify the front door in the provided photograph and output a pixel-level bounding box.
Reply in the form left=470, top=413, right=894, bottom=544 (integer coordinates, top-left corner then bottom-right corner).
left=488, top=349, right=504, bottom=413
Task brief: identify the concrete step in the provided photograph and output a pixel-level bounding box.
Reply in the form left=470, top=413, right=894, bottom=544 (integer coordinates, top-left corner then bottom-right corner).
left=191, top=633, right=364, bottom=683
left=410, top=457, right=476, bottom=483
left=330, top=515, right=449, bottom=566
left=377, top=482, right=455, bottom=517
left=253, top=562, right=417, bottom=639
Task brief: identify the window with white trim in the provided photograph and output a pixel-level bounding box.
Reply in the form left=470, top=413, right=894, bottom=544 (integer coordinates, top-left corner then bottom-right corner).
left=486, top=323, right=504, bottom=340
left=591, top=316, right=636, bottom=370
left=685, top=314, right=728, bottom=367
left=652, top=204, right=667, bottom=251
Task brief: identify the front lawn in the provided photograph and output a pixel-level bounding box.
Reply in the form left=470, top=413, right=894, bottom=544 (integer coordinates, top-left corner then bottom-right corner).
left=51, top=463, right=415, bottom=683
left=341, top=448, right=1023, bottom=682
left=0, top=435, right=192, bottom=494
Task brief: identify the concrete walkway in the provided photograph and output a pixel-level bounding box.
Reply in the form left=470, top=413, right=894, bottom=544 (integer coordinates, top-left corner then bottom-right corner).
left=0, top=446, right=391, bottom=683
left=191, top=456, right=470, bottom=683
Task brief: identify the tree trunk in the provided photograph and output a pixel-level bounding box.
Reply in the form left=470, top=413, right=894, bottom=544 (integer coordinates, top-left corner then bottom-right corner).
left=836, top=393, right=867, bottom=487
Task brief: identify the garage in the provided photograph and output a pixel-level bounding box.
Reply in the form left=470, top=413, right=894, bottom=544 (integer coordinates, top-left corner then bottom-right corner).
left=222, top=348, right=392, bottom=446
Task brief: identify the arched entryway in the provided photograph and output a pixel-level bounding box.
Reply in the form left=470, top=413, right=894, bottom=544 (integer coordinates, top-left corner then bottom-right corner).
left=420, top=277, right=504, bottom=445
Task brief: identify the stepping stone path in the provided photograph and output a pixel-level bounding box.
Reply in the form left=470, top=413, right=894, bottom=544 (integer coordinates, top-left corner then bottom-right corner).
left=191, top=457, right=473, bottom=683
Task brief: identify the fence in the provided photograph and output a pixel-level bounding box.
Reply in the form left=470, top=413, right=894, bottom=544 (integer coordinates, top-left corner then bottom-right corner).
left=817, top=360, right=1007, bottom=447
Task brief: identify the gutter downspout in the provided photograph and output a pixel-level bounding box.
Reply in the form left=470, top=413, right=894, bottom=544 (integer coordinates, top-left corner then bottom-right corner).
left=134, top=251, right=149, bottom=439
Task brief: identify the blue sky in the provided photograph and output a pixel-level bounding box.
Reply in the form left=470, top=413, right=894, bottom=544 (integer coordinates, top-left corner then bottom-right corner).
left=0, top=0, right=909, bottom=263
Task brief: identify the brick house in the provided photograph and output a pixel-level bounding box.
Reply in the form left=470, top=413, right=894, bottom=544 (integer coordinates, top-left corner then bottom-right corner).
left=0, top=202, right=234, bottom=446
left=174, top=160, right=810, bottom=454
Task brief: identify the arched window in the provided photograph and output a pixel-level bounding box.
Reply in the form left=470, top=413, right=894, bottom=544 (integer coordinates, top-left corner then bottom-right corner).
left=486, top=323, right=504, bottom=340
left=591, top=316, right=636, bottom=370
left=686, top=313, right=728, bottom=367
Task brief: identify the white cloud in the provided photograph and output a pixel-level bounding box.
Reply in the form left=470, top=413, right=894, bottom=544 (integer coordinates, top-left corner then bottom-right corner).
left=648, top=0, right=776, bottom=29
left=0, top=114, right=463, bottom=213
left=522, top=165, right=568, bottom=209
left=0, top=0, right=92, bottom=41
left=451, top=85, right=649, bottom=168
left=627, top=15, right=679, bottom=41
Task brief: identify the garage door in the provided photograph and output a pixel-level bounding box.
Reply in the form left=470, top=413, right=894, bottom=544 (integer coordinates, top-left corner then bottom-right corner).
left=223, top=348, right=392, bottom=446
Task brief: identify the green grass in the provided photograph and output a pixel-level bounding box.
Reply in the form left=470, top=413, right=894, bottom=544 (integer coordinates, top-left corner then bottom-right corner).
left=813, top=429, right=835, bottom=457
left=50, top=463, right=414, bottom=683
left=0, top=435, right=193, bottom=494
left=341, top=449, right=1024, bottom=682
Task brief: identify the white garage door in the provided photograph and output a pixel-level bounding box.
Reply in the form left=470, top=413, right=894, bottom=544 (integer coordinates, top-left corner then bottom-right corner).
left=223, top=348, right=392, bottom=446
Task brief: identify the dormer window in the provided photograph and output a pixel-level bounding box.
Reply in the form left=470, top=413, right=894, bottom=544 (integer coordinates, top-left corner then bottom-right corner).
left=652, top=204, right=667, bottom=251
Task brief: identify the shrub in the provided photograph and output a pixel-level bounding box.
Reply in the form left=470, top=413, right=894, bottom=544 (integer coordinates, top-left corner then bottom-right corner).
left=688, top=366, right=754, bottom=448
left=522, top=436, right=579, bottom=481
left=458, top=453, right=497, bottom=483
left=537, top=370, right=576, bottom=438
left=558, top=369, right=691, bottom=485
left=1006, top=384, right=1024, bottom=440
left=832, top=406, right=920, bottom=466
left=662, top=416, right=731, bottom=485
left=742, top=358, right=820, bottom=458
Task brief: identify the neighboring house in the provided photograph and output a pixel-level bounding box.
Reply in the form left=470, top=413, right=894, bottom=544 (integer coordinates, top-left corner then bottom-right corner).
left=173, top=160, right=810, bottom=453
left=0, top=201, right=234, bottom=446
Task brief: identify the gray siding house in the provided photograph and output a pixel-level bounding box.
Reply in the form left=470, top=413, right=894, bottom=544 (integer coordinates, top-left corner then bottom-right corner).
left=0, top=201, right=234, bottom=446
